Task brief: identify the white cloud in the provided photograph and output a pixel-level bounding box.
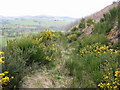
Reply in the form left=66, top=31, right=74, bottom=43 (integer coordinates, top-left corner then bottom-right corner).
left=0, top=0, right=117, bottom=18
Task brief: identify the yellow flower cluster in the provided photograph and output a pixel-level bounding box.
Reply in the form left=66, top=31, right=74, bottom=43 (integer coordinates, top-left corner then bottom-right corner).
left=32, top=37, right=43, bottom=44
left=0, top=52, right=5, bottom=64
left=115, top=71, right=120, bottom=77
left=0, top=52, right=4, bottom=55
left=0, top=72, right=11, bottom=86
left=43, top=44, right=57, bottom=61
left=40, top=30, right=59, bottom=40
left=33, top=30, right=60, bottom=45
left=32, top=30, right=60, bottom=63
left=0, top=52, right=14, bottom=88
left=98, top=70, right=120, bottom=89
left=68, top=34, right=77, bottom=38
left=80, top=43, right=120, bottom=56
left=1, top=76, right=10, bottom=85
left=45, top=56, right=53, bottom=61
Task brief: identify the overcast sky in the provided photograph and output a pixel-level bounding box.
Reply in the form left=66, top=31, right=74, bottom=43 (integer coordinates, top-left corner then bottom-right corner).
left=0, top=0, right=117, bottom=18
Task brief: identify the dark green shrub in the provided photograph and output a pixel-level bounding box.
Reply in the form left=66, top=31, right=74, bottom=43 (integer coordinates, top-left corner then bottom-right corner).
left=86, top=18, right=94, bottom=26
left=78, top=21, right=86, bottom=29
left=6, top=36, right=34, bottom=51
left=100, top=18, right=105, bottom=22
left=103, top=13, right=111, bottom=22
left=93, top=22, right=113, bottom=34
left=71, top=27, right=78, bottom=32
left=101, top=7, right=118, bottom=26
left=118, top=6, right=120, bottom=27
left=109, top=7, right=118, bottom=22
left=2, top=48, right=27, bottom=88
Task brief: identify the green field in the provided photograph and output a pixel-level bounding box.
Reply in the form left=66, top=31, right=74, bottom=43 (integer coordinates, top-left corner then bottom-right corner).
left=9, top=18, right=72, bottom=28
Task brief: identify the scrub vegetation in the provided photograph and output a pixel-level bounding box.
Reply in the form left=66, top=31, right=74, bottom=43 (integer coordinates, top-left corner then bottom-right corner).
left=0, top=5, right=120, bottom=89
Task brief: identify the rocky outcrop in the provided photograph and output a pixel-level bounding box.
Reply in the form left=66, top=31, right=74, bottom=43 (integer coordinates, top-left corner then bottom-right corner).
left=107, top=26, right=119, bottom=44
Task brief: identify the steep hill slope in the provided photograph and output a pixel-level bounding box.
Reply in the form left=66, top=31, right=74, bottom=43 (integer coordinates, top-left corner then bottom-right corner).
left=85, top=1, right=118, bottom=22
left=68, top=1, right=119, bottom=45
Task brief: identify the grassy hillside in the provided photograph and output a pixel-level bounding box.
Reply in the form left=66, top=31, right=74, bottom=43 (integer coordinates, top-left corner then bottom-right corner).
left=0, top=2, right=120, bottom=89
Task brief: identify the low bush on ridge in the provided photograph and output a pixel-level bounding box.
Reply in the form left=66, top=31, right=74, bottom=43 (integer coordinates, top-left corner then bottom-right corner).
left=2, top=30, right=61, bottom=88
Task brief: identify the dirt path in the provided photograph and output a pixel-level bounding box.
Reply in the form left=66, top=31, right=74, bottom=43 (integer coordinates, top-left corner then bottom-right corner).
left=21, top=41, right=73, bottom=88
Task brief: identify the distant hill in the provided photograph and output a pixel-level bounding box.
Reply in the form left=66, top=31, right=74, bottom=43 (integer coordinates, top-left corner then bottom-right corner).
left=0, top=15, right=77, bottom=24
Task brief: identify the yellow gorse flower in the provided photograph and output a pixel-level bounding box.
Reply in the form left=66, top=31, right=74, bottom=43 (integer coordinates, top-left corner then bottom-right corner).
left=115, top=71, right=120, bottom=77
left=0, top=52, right=4, bottom=55
left=68, top=34, right=77, bottom=38
left=104, top=76, right=109, bottom=79
left=98, top=70, right=120, bottom=89
left=0, top=51, right=14, bottom=88
left=1, top=76, right=10, bottom=85
left=0, top=53, right=5, bottom=64
left=4, top=71, right=9, bottom=74
left=0, top=57, right=5, bottom=59
left=45, top=56, right=52, bottom=61
left=0, top=73, right=5, bottom=76
left=80, top=43, right=120, bottom=56
left=0, top=60, right=4, bottom=64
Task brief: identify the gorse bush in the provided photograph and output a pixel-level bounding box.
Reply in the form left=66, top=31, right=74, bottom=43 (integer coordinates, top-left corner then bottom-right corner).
left=0, top=52, right=14, bottom=88
left=86, top=18, right=94, bottom=26
left=6, top=30, right=59, bottom=65
left=66, top=43, right=119, bottom=88
left=6, top=36, right=34, bottom=52
left=93, top=22, right=113, bottom=34
left=71, top=27, right=78, bottom=32
left=2, top=30, right=60, bottom=88
left=2, top=48, right=27, bottom=88
left=78, top=21, right=86, bottom=29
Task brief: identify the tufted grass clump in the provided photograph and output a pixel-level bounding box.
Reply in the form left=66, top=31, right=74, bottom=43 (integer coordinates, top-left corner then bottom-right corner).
left=80, top=33, right=108, bottom=47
